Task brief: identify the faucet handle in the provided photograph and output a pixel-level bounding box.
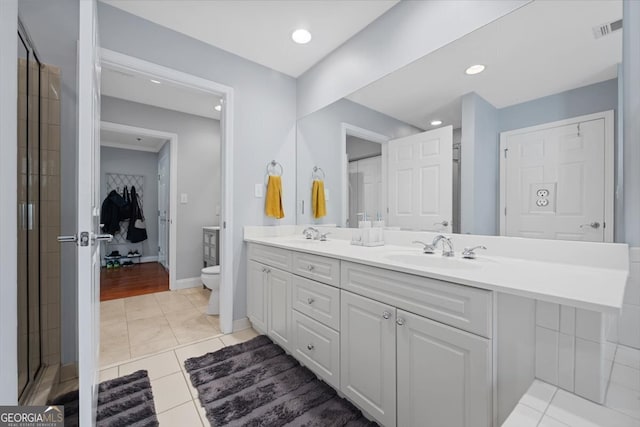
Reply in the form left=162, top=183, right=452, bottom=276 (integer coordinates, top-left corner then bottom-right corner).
left=319, top=231, right=331, bottom=241
left=412, top=240, right=436, bottom=254
left=462, top=245, right=487, bottom=259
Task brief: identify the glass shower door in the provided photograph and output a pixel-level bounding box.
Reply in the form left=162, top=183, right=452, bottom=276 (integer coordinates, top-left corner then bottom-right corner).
left=17, top=27, right=42, bottom=401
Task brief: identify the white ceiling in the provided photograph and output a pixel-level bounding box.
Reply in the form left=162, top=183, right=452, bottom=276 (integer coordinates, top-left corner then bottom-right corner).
left=101, top=67, right=222, bottom=120
left=347, top=0, right=622, bottom=130
left=101, top=128, right=168, bottom=152
left=101, top=0, right=399, bottom=77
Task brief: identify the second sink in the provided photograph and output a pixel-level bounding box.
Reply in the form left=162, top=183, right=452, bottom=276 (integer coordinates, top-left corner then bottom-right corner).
left=383, top=253, right=482, bottom=270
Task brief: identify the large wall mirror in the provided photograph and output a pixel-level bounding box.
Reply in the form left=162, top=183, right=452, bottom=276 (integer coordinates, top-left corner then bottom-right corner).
left=296, top=0, right=622, bottom=243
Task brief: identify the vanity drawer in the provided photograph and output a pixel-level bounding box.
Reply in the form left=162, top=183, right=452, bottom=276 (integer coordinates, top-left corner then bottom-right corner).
left=248, top=243, right=292, bottom=271
left=292, top=252, right=340, bottom=287
left=292, top=311, right=340, bottom=389
left=341, top=261, right=492, bottom=338
left=293, top=275, right=340, bottom=330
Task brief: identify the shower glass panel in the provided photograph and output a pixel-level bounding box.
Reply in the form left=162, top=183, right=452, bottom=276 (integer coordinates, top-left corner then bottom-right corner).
left=17, top=27, right=42, bottom=401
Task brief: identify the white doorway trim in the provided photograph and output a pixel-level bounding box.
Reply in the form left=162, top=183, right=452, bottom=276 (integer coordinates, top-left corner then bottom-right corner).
left=499, top=110, right=615, bottom=242
left=100, top=121, right=178, bottom=283
left=340, top=123, right=389, bottom=228
left=100, top=48, right=235, bottom=334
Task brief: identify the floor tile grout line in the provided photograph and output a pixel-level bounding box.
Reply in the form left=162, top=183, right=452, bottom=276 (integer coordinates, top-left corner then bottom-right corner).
left=152, top=371, right=194, bottom=415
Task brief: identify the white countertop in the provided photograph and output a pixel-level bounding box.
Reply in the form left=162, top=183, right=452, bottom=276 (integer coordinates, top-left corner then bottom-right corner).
left=244, top=235, right=628, bottom=314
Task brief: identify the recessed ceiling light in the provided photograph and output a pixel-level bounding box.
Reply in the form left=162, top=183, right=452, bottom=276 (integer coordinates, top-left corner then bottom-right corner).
left=465, top=64, right=485, bottom=75
left=150, top=79, right=161, bottom=84
left=430, top=120, right=443, bottom=126
left=214, top=105, right=222, bottom=112
left=291, top=29, right=312, bottom=44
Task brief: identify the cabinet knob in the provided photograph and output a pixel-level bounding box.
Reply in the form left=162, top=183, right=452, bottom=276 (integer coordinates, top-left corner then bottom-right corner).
left=307, top=264, right=315, bottom=271
left=396, top=318, right=405, bottom=326
left=307, top=344, right=314, bottom=350
left=265, top=268, right=271, bottom=274
left=307, top=298, right=315, bottom=305
left=261, top=267, right=266, bottom=273
left=382, top=311, right=391, bottom=320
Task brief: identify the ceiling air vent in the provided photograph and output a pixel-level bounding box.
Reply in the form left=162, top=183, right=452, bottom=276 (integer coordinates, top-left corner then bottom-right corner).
left=593, top=19, right=622, bottom=39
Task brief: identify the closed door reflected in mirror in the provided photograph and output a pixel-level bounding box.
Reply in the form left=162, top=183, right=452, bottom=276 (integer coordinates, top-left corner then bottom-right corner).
left=296, top=0, right=622, bottom=243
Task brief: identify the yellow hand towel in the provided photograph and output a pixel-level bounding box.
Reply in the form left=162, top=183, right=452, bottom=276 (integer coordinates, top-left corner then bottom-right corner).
left=312, top=180, right=327, bottom=219
left=265, top=175, right=285, bottom=219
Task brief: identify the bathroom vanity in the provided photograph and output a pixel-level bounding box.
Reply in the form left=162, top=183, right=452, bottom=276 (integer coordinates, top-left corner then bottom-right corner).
left=244, top=227, right=629, bottom=427
left=203, top=226, right=220, bottom=267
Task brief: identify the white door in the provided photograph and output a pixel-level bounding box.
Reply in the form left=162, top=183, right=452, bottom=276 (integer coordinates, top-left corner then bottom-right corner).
left=157, top=149, right=169, bottom=268
left=247, top=260, right=267, bottom=333
left=77, top=0, right=103, bottom=424
left=267, top=268, right=292, bottom=352
left=397, top=310, right=491, bottom=427
left=358, top=156, right=383, bottom=222
left=387, top=126, right=453, bottom=231
left=340, top=291, right=396, bottom=427
left=502, top=113, right=612, bottom=242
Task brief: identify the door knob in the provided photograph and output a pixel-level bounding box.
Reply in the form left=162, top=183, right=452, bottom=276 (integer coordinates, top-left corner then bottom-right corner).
left=396, top=318, right=405, bottom=326
left=57, top=235, right=78, bottom=243
left=307, top=344, right=314, bottom=350
left=382, top=311, right=391, bottom=320
left=93, top=233, right=113, bottom=243
left=433, top=220, right=449, bottom=227
left=580, top=222, right=600, bottom=229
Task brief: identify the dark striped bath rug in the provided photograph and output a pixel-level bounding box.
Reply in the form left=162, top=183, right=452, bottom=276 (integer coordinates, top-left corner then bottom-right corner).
left=185, top=335, right=378, bottom=426
left=48, top=369, right=159, bottom=427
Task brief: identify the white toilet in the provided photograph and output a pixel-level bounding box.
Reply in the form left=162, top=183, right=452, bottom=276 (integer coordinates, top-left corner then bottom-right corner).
left=201, top=265, right=220, bottom=315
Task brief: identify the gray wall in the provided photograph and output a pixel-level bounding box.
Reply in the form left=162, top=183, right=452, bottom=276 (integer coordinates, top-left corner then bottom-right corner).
left=99, top=2, right=297, bottom=325
left=461, top=79, right=619, bottom=237
left=101, top=97, right=220, bottom=281
left=461, top=93, right=499, bottom=236
left=19, top=0, right=79, bottom=365
left=346, top=136, right=382, bottom=161
left=297, top=0, right=529, bottom=118
left=100, top=146, right=159, bottom=259
left=297, top=98, right=420, bottom=226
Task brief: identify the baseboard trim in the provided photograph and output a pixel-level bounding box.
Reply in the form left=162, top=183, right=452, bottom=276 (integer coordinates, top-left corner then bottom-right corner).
left=174, top=276, right=202, bottom=290
left=233, top=317, right=251, bottom=332
left=59, top=362, right=78, bottom=382
left=140, top=256, right=159, bottom=263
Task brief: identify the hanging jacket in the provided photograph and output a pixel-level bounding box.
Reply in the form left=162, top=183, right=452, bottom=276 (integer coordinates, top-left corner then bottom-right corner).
left=127, top=186, right=148, bottom=243
left=100, top=190, right=126, bottom=234
left=119, top=186, right=132, bottom=221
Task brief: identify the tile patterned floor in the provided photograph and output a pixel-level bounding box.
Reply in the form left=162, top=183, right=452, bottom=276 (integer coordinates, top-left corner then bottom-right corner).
left=100, top=288, right=221, bottom=366
left=503, top=344, right=640, bottom=427
left=98, top=328, right=259, bottom=426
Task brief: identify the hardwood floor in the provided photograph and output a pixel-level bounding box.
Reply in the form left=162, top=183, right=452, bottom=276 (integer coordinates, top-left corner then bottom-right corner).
left=100, top=262, right=169, bottom=301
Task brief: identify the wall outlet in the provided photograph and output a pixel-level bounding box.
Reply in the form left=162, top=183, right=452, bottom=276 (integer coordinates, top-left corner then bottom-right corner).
left=255, top=184, right=263, bottom=198
left=180, top=193, right=188, bottom=204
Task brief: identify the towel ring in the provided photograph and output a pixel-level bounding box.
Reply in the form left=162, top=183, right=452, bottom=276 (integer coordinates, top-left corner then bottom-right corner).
left=312, top=166, right=325, bottom=180
left=266, top=160, right=283, bottom=177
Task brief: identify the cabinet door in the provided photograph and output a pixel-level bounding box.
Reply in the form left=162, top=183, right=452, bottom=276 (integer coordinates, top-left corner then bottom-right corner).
left=397, top=310, right=491, bottom=427
left=267, top=267, right=293, bottom=352
left=247, top=260, right=268, bottom=333
left=341, top=291, right=396, bottom=427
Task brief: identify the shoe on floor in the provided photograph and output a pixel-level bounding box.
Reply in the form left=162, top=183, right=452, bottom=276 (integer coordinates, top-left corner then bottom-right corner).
left=108, top=250, right=120, bottom=257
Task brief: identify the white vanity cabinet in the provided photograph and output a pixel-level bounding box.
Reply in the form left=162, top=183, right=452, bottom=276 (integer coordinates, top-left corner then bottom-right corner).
left=246, top=242, right=493, bottom=427
left=341, top=291, right=397, bottom=427
left=396, top=310, right=491, bottom=427
left=246, top=259, right=293, bottom=352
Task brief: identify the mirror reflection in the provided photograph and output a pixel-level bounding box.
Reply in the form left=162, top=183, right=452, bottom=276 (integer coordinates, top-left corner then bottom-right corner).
left=296, top=0, right=622, bottom=242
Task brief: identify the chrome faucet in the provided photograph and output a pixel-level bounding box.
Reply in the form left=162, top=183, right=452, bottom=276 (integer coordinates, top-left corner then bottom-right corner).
left=302, top=227, right=319, bottom=240
left=412, top=240, right=436, bottom=254
left=462, top=245, right=487, bottom=259
left=431, top=235, right=454, bottom=257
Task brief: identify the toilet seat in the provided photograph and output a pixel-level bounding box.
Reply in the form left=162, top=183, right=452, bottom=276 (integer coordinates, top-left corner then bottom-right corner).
left=202, top=265, right=220, bottom=275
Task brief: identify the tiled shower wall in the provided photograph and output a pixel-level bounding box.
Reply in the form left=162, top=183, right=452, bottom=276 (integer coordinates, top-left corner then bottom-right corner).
left=619, top=248, right=640, bottom=349
left=40, top=63, right=61, bottom=366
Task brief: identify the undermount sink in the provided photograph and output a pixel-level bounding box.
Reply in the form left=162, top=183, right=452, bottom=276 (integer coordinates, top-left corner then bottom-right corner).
left=383, top=253, right=482, bottom=270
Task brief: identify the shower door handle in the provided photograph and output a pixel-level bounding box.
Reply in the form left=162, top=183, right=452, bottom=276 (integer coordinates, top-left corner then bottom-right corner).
left=57, top=234, right=78, bottom=243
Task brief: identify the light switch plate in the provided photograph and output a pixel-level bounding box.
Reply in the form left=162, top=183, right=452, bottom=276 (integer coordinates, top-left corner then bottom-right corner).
left=180, top=193, right=188, bottom=204
left=255, top=184, right=263, bottom=198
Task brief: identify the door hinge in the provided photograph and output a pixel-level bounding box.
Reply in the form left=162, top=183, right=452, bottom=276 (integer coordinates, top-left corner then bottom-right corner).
left=158, top=246, right=160, bottom=252
left=504, top=207, right=507, bottom=216
left=603, top=221, right=606, bottom=228
left=504, top=148, right=509, bottom=158
left=158, top=174, right=161, bottom=181
left=223, top=221, right=227, bottom=229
